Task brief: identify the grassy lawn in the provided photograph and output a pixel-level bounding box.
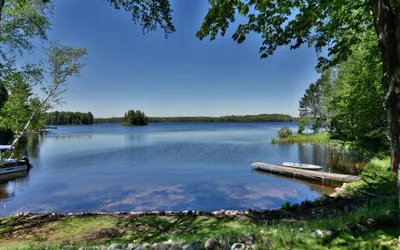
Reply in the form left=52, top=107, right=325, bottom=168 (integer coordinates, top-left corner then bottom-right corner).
left=0, top=195, right=398, bottom=249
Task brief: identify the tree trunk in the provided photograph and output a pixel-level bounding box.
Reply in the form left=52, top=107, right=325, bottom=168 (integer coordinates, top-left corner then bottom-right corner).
left=370, top=0, right=400, bottom=209
left=0, top=0, right=6, bottom=111
left=385, top=66, right=400, bottom=208
left=11, top=82, right=59, bottom=147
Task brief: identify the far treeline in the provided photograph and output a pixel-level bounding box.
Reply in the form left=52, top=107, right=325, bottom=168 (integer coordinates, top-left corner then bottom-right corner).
left=45, top=111, right=94, bottom=125
left=93, top=114, right=296, bottom=124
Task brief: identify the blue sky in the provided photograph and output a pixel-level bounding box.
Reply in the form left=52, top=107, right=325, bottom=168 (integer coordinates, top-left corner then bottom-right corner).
left=29, top=0, right=320, bottom=118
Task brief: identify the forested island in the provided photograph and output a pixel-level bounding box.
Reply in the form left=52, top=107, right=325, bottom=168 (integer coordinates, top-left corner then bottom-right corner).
left=122, top=110, right=148, bottom=126
left=94, top=113, right=295, bottom=124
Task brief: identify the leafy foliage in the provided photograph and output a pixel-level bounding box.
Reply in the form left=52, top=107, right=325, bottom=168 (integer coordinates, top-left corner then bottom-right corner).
left=323, top=31, right=386, bottom=144
left=44, top=41, right=87, bottom=105
left=196, top=0, right=372, bottom=69
left=0, top=0, right=51, bottom=110
left=0, top=63, right=44, bottom=133
left=297, top=121, right=305, bottom=134
left=299, top=78, right=327, bottom=133
left=278, top=126, right=292, bottom=139
left=296, top=30, right=387, bottom=151
left=0, top=0, right=51, bottom=54
left=8, top=42, right=87, bottom=146
left=107, top=0, right=175, bottom=38
left=336, top=157, right=396, bottom=196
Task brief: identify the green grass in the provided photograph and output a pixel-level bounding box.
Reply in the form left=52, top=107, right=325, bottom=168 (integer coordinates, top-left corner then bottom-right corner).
left=272, top=132, right=331, bottom=144
left=335, top=156, right=396, bottom=197
left=265, top=196, right=399, bottom=250
left=1, top=198, right=398, bottom=250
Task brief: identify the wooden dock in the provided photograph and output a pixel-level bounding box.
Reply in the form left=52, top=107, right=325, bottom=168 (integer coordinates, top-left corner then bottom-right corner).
left=251, top=162, right=361, bottom=183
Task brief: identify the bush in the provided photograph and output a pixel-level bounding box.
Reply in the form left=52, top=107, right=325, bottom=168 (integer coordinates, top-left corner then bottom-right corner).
left=278, top=127, right=292, bottom=139
left=361, top=162, right=396, bottom=194
left=297, top=121, right=305, bottom=134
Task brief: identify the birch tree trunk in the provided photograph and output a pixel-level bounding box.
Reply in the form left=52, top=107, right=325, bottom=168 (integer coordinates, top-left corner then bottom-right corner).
left=11, top=83, right=59, bottom=146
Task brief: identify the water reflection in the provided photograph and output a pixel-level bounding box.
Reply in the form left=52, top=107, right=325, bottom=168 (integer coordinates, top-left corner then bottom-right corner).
left=14, top=134, right=43, bottom=159
left=124, top=133, right=148, bottom=146
left=297, top=144, right=365, bottom=175
left=252, top=169, right=338, bottom=191
left=0, top=171, right=29, bottom=200
left=0, top=135, right=36, bottom=203
left=53, top=135, right=93, bottom=140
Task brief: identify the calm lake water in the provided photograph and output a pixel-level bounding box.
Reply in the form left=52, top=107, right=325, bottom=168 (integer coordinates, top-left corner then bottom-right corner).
left=0, top=122, right=363, bottom=216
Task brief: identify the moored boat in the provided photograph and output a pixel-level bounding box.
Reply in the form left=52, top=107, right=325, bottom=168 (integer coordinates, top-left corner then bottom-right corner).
left=0, top=145, right=32, bottom=175
left=282, top=162, right=323, bottom=170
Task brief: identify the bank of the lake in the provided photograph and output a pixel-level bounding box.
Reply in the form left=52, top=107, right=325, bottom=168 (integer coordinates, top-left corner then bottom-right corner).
left=1, top=124, right=398, bottom=249
left=0, top=193, right=398, bottom=250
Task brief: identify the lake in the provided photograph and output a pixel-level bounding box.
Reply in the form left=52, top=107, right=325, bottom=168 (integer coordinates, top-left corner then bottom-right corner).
left=0, top=122, right=363, bottom=216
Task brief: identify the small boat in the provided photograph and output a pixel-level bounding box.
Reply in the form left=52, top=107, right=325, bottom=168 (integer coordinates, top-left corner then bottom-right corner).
left=282, top=162, right=323, bottom=170
left=0, top=145, right=32, bottom=175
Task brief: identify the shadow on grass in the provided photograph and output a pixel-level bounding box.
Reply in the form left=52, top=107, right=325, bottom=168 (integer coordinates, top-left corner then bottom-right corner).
left=112, top=215, right=252, bottom=244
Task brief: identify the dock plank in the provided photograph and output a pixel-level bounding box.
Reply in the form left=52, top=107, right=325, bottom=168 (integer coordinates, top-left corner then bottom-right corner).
left=251, top=162, right=361, bottom=183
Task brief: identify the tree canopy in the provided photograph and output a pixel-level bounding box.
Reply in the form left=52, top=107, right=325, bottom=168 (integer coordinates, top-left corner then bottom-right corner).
left=297, top=30, right=387, bottom=151
left=107, top=0, right=175, bottom=38
left=196, top=0, right=372, bottom=69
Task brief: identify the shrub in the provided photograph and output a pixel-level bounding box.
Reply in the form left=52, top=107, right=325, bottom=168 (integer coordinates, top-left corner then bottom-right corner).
left=281, top=201, right=291, bottom=210
left=278, top=127, right=292, bottom=139
left=297, top=121, right=305, bottom=134
left=361, top=162, right=396, bottom=194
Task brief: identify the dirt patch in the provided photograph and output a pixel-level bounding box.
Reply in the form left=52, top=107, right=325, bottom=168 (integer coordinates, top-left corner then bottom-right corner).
left=83, top=227, right=122, bottom=241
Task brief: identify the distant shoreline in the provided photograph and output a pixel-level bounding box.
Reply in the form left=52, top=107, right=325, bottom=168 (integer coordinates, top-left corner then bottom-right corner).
left=94, top=114, right=298, bottom=124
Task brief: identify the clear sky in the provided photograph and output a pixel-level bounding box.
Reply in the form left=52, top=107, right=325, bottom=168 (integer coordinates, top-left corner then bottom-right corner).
left=29, top=0, right=320, bottom=118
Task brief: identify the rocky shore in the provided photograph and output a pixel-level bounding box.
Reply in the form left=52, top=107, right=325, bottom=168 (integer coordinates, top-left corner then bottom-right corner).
left=63, top=235, right=259, bottom=250
left=2, top=194, right=397, bottom=250
left=8, top=193, right=366, bottom=222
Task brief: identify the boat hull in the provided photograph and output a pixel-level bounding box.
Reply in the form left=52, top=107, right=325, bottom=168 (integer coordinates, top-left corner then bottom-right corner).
left=0, top=159, right=31, bottom=175
left=0, top=165, right=28, bottom=175
left=282, top=162, right=323, bottom=170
